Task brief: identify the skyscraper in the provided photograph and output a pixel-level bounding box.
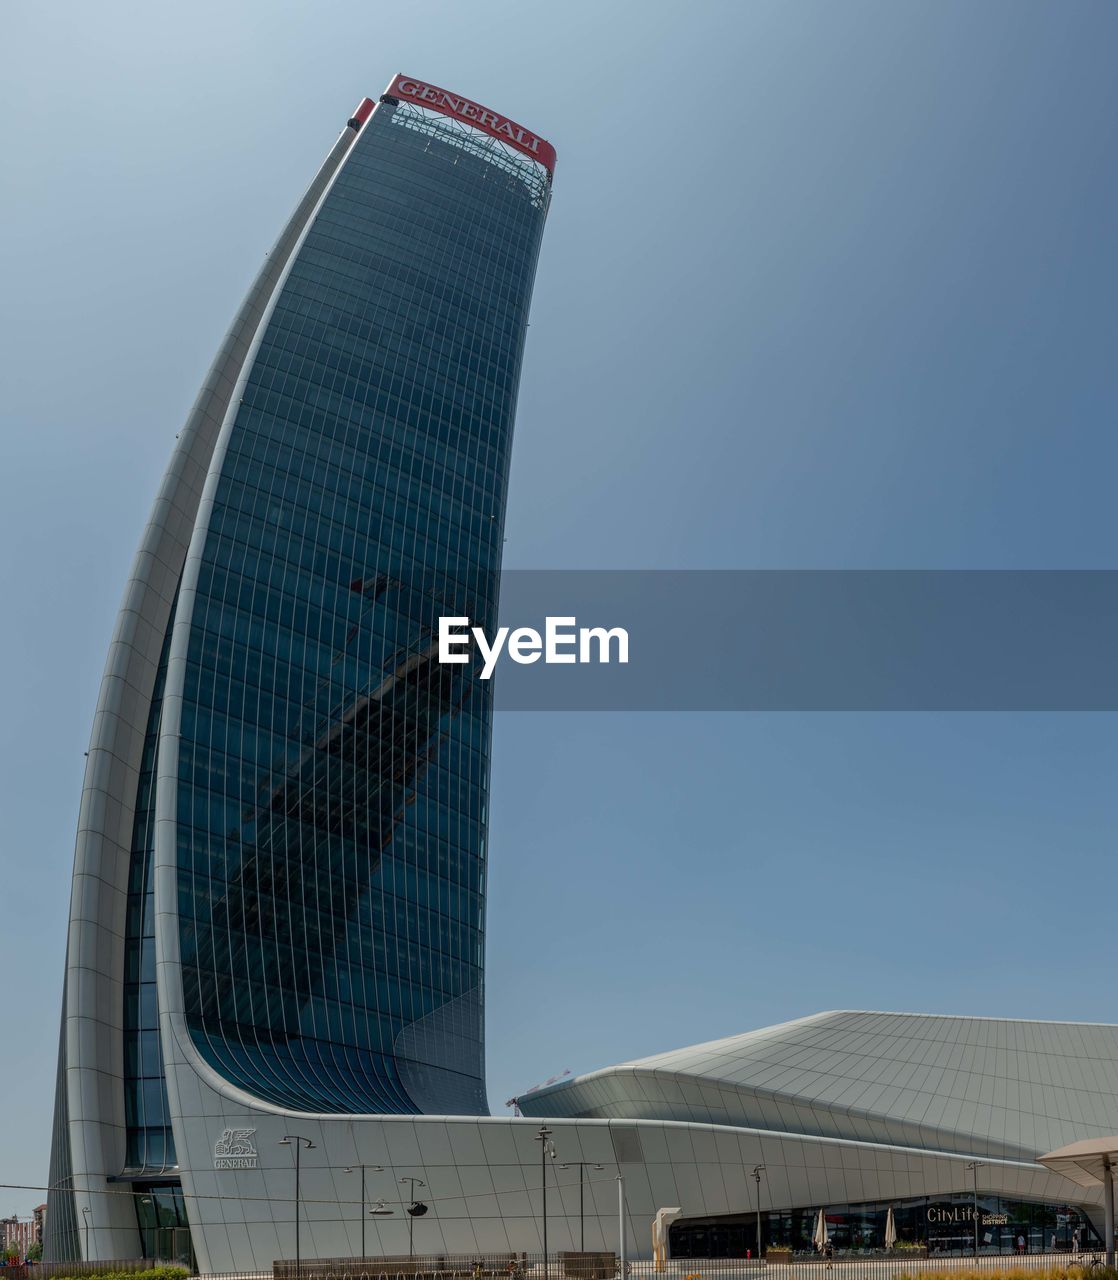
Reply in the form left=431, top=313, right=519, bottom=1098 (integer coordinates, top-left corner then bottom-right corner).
left=47, top=76, right=555, bottom=1264
left=40, top=74, right=1118, bottom=1280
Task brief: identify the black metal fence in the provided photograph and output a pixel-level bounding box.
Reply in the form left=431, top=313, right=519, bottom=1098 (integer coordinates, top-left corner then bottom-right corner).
left=271, top=1255, right=612, bottom=1280
left=18, top=1252, right=1118, bottom=1280
left=638, top=1259, right=1118, bottom=1279
left=262, top=1254, right=1118, bottom=1280
left=273, top=1257, right=531, bottom=1280
left=260, top=1259, right=1118, bottom=1280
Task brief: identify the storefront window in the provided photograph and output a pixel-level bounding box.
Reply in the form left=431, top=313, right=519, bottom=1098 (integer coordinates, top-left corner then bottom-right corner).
left=669, top=1193, right=1101, bottom=1259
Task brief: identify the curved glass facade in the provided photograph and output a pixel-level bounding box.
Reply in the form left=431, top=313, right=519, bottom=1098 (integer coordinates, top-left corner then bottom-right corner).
left=124, top=619, right=176, bottom=1173
left=172, top=98, right=551, bottom=1114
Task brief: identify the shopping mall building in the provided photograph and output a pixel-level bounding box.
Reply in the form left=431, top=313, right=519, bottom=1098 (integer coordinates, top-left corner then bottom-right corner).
left=44, top=74, right=1118, bottom=1273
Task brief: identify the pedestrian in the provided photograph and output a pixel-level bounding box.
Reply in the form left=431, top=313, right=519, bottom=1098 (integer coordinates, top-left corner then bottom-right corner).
left=1016, top=1234, right=1025, bottom=1255
left=1073, top=1228, right=1082, bottom=1255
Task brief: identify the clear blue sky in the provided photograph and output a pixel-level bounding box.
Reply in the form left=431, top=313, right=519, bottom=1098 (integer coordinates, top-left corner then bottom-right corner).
left=3, top=0, right=1118, bottom=1217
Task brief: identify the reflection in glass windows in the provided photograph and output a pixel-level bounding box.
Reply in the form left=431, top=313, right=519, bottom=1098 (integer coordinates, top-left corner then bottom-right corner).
left=123, top=625, right=177, bottom=1175
left=670, top=1193, right=1102, bottom=1260
left=173, top=99, right=551, bottom=1115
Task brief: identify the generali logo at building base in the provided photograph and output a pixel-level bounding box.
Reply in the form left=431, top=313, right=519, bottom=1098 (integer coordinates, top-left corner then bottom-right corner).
left=386, top=74, right=556, bottom=175
left=214, top=1127, right=258, bottom=1169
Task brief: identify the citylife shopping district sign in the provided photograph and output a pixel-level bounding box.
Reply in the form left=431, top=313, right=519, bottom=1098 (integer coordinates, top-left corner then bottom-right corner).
left=214, top=1127, right=259, bottom=1170
left=926, top=1206, right=1010, bottom=1227
left=386, top=74, right=556, bottom=174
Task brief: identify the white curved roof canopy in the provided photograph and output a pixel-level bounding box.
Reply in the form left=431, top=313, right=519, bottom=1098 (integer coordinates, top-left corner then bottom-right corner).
left=1038, top=1138, right=1118, bottom=1188
left=519, top=1010, right=1118, bottom=1162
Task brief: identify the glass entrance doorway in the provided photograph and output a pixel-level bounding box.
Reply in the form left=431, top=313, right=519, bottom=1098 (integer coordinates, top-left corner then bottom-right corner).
left=133, top=1182, right=195, bottom=1270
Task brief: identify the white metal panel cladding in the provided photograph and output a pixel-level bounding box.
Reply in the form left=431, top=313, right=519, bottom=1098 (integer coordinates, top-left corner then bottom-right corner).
left=160, top=1066, right=1111, bottom=1273
left=46, top=110, right=368, bottom=1263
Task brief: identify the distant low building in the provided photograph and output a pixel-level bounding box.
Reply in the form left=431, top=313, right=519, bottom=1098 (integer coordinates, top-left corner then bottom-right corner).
left=1, top=1216, right=38, bottom=1258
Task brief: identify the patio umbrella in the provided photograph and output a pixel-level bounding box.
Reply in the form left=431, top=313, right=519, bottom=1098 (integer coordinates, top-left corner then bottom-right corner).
left=885, top=1207, right=897, bottom=1250
left=813, top=1209, right=829, bottom=1252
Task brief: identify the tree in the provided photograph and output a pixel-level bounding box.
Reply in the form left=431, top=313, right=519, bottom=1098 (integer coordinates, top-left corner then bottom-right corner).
left=28, top=1240, right=43, bottom=1262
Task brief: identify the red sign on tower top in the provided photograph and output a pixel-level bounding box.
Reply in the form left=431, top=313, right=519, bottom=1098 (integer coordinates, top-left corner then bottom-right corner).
left=385, top=74, right=556, bottom=175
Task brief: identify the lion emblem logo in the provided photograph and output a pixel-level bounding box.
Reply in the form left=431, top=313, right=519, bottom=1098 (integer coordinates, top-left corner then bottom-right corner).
left=214, top=1127, right=257, bottom=1158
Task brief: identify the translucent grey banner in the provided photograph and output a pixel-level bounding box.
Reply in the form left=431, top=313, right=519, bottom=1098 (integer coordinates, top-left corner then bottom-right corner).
left=477, top=571, right=1118, bottom=710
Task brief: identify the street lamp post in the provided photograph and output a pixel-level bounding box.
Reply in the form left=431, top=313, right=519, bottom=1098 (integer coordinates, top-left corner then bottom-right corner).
left=536, top=1127, right=556, bottom=1277
left=280, top=1134, right=316, bottom=1280
left=617, top=1174, right=627, bottom=1280
left=400, top=1176, right=427, bottom=1258
left=80, top=1207, right=91, bottom=1261
left=753, top=1166, right=766, bottom=1264
left=560, top=1162, right=604, bottom=1252
left=345, top=1164, right=384, bottom=1258
left=966, top=1161, right=984, bottom=1258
